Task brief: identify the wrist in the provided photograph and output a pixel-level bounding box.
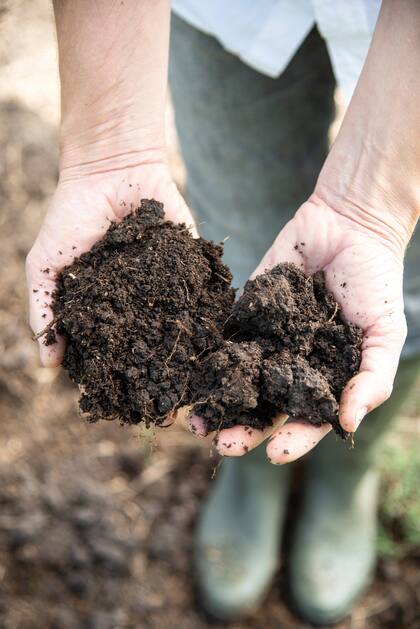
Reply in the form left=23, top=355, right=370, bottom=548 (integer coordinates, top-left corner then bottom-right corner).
left=315, top=146, right=420, bottom=256
left=58, top=110, right=167, bottom=181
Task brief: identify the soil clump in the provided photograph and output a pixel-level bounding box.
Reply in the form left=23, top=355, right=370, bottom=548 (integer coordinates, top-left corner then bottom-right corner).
left=49, top=200, right=362, bottom=438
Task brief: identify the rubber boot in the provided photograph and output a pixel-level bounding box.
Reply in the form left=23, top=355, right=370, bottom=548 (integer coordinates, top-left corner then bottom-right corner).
left=289, top=355, right=420, bottom=625
left=195, top=443, right=291, bottom=620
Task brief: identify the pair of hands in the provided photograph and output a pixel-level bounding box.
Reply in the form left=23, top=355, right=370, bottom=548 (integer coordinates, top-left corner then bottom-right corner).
left=27, top=0, right=420, bottom=464
left=26, top=157, right=407, bottom=465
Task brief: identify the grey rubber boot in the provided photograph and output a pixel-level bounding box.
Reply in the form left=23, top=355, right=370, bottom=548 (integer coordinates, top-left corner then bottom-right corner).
left=289, top=355, right=420, bottom=625
left=195, top=443, right=291, bottom=620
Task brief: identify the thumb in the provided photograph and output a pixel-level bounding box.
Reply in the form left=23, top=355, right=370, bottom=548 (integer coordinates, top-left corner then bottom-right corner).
left=26, top=247, right=66, bottom=368
left=339, top=312, right=407, bottom=432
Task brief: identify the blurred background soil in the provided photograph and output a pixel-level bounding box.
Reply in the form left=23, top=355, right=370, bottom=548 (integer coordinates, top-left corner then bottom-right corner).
left=0, top=2, right=419, bottom=628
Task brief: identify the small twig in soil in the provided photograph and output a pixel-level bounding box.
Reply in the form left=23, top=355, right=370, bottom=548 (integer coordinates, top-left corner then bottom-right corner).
left=164, top=329, right=182, bottom=369
left=174, top=374, right=191, bottom=410
left=215, top=272, right=230, bottom=284
left=192, top=393, right=213, bottom=408
left=327, top=302, right=339, bottom=324
left=182, top=278, right=190, bottom=302
left=31, top=316, right=62, bottom=341
left=177, top=320, right=193, bottom=336
left=166, top=319, right=192, bottom=336
left=226, top=329, right=241, bottom=341
left=199, top=316, right=218, bottom=335
left=222, top=311, right=235, bottom=328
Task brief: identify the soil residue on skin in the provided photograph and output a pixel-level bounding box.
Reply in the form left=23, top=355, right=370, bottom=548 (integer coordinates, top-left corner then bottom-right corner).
left=48, top=199, right=362, bottom=438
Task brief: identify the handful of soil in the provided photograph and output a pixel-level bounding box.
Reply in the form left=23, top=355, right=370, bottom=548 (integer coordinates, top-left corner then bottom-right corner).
left=191, top=266, right=362, bottom=439
left=50, top=199, right=235, bottom=425
left=48, top=199, right=362, bottom=439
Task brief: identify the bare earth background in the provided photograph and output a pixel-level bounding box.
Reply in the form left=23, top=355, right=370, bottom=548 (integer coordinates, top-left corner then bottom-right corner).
left=0, top=2, right=419, bottom=628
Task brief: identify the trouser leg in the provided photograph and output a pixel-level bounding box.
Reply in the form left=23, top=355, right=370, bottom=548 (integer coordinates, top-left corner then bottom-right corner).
left=170, top=15, right=337, bottom=621
left=170, top=15, right=336, bottom=288
left=289, top=355, right=420, bottom=624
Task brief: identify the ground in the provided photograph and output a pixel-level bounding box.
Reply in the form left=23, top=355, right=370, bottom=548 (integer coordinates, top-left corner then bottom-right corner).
left=0, top=3, right=419, bottom=628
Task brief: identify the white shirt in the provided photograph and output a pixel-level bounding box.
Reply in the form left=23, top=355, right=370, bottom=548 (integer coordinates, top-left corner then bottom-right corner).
left=172, top=0, right=381, bottom=104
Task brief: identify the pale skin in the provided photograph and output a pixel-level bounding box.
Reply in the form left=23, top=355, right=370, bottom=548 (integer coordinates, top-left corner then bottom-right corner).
left=27, top=0, right=420, bottom=463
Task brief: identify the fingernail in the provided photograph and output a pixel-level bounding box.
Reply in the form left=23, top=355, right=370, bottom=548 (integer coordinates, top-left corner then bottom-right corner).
left=186, top=413, right=198, bottom=434
left=187, top=413, right=207, bottom=437
left=355, top=406, right=368, bottom=429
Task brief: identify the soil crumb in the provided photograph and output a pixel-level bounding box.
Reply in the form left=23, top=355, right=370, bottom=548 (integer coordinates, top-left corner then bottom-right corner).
left=51, top=200, right=235, bottom=425
left=50, top=200, right=361, bottom=438
left=192, top=264, right=362, bottom=438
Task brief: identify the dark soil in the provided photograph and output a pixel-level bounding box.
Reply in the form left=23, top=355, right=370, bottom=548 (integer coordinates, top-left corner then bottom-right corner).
left=50, top=200, right=361, bottom=438
left=51, top=199, right=235, bottom=426
left=192, top=265, right=362, bottom=438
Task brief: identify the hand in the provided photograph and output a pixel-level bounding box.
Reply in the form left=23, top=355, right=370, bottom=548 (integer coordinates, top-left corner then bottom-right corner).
left=26, top=158, right=195, bottom=367
left=195, top=0, right=420, bottom=462
left=194, top=195, right=407, bottom=463
left=28, top=0, right=196, bottom=431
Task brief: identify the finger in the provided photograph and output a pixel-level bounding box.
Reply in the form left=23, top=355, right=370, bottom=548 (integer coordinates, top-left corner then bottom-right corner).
left=187, top=413, right=209, bottom=437
left=180, top=409, right=208, bottom=437
left=38, top=333, right=66, bottom=368
left=26, top=254, right=65, bottom=368
left=215, top=413, right=288, bottom=456
left=340, top=371, right=392, bottom=433
left=266, top=419, right=332, bottom=465
left=339, top=314, right=407, bottom=432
